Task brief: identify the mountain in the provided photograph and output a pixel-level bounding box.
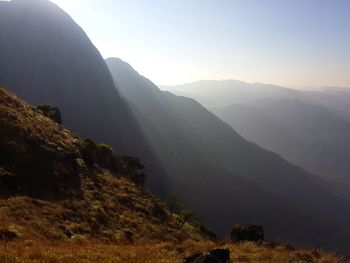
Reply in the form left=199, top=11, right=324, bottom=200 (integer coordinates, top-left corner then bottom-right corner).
left=2, top=0, right=350, bottom=252
left=166, top=80, right=350, bottom=184
left=0, top=88, right=203, bottom=241
left=0, top=0, right=167, bottom=191
left=213, top=99, right=350, bottom=184
left=303, top=87, right=350, bottom=121
left=162, top=80, right=300, bottom=108
left=106, top=58, right=350, bottom=251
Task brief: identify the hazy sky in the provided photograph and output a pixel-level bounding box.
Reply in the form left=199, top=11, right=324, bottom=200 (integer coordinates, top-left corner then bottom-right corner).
left=51, top=0, right=350, bottom=88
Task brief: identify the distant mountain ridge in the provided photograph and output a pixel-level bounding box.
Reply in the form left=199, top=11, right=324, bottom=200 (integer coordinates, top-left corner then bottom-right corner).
left=165, top=80, right=350, bottom=184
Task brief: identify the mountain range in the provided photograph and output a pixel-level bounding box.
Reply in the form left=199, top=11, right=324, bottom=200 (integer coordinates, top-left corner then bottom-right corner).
left=165, top=80, right=350, bottom=184
left=1, top=0, right=350, bottom=253
left=107, top=59, right=350, bottom=251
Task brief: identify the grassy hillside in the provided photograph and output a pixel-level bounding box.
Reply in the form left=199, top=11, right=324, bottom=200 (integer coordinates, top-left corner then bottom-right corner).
left=0, top=88, right=203, bottom=242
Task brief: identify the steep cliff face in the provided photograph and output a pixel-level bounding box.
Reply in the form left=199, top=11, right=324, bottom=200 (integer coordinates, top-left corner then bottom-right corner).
left=0, top=0, right=167, bottom=192
left=0, top=88, right=203, bottom=241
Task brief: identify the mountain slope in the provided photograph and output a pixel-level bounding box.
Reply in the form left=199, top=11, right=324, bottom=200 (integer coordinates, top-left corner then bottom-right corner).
left=0, top=0, right=167, bottom=191
left=166, top=80, right=350, bottom=184
left=106, top=58, right=350, bottom=252
left=0, top=87, right=202, bottom=241
left=212, top=99, right=350, bottom=184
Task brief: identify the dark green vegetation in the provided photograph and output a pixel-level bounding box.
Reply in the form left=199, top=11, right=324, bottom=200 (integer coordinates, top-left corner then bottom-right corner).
left=36, top=104, right=62, bottom=124
left=0, top=88, right=205, bottom=241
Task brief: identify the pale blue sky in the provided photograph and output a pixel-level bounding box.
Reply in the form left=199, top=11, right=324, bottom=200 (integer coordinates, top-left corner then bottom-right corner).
left=52, top=0, right=350, bottom=88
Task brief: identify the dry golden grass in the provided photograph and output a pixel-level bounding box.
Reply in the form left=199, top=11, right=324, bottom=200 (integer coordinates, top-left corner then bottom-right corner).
left=0, top=240, right=345, bottom=263
left=0, top=88, right=205, bottom=242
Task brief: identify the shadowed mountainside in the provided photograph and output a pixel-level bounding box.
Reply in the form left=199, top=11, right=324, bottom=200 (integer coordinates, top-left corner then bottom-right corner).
left=106, top=58, right=350, bottom=252
left=0, top=0, right=168, bottom=193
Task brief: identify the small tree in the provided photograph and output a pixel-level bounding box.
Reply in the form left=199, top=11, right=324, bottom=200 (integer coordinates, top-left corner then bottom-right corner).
left=179, top=209, right=196, bottom=227
left=120, top=156, right=146, bottom=185
left=164, top=192, right=183, bottom=214
left=36, top=104, right=62, bottom=124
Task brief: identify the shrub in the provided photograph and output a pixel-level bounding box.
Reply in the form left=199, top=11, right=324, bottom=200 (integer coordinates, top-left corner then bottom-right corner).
left=79, top=139, right=118, bottom=171
left=120, top=156, right=146, bottom=185
left=36, top=105, right=62, bottom=124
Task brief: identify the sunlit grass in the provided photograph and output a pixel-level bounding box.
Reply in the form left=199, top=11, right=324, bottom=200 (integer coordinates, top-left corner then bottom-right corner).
left=0, top=240, right=344, bottom=263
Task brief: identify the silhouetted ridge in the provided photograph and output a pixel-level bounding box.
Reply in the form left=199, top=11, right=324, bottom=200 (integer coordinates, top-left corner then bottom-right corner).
left=0, top=0, right=168, bottom=191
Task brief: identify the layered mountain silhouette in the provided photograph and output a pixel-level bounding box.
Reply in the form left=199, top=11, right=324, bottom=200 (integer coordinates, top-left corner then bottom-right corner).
left=1, top=0, right=350, bottom=252
left=213, top=99, right=350, bottom=185
left=107, top=58, right=350, bottom=251
left=166, top=80, right=350, bottom=184
left=0, top=0, right=167, bottom=191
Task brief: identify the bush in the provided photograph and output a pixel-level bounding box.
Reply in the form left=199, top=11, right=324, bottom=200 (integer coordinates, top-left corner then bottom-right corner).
left=120, top=156, right=145, bottom=185
left=80, top=139, right=117, bottom=171
left=36, top=105, right=62, bottom=124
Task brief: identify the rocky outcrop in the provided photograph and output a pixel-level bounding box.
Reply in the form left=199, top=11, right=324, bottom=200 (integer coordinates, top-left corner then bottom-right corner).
left=183, top=249, right=230, bottom=263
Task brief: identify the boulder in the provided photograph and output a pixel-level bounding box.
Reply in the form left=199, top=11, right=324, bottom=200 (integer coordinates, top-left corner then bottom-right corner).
left=231, top=224, right=264, bottom=243
left=0, top=230, right=18, bottom=241
left=183, top=248, right=230, bottom=263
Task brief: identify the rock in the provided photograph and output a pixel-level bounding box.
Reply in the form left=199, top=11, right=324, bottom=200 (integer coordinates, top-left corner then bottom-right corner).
left=231, top=224, right=264, bottom=243
left=0, top=230, right=18, bottom=241
left=36, top=104, right=62, bottom=124
left=183, top=248, right=230, bottom=263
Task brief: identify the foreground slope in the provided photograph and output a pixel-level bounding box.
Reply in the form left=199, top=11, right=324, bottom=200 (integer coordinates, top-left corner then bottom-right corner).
left=106, top=58, right=350, bottom=252
left=0, top=0, right=167, bottom=191
left=0, top=240, right=346, bottom=262
left=0, top=88, right=200, bottom=241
